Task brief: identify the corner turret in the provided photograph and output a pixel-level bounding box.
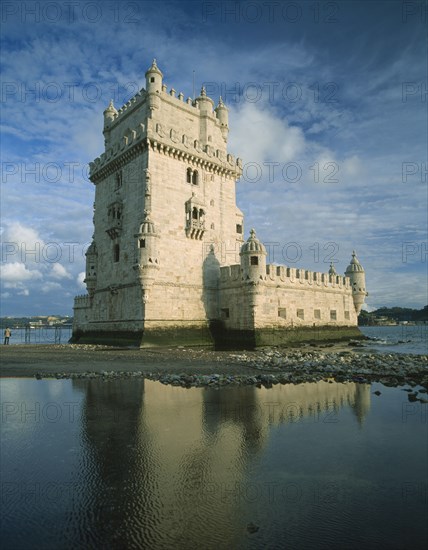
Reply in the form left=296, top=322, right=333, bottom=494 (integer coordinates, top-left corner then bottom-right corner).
left=135, top=211, right=159, bottom=271
left=145, top=59, right=163, bottom=114
left=240, top=229, right=266, bottom=282
left=84, top=241, right=98, bottom=297
left=104, top=99, right=118, bottom=126
left=103, top=100, right=118, bottom=145
left=145, top=58, right=163, bottom=93
left=345, top=251, right=368, bottom=315
left=215, top=96, right=229, bottom=142
left=196, top=86, right=215, bottom=115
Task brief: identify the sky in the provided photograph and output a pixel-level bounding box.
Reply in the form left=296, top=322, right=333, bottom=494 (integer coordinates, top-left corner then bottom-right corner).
left=0, top=0, right=427, bottom=316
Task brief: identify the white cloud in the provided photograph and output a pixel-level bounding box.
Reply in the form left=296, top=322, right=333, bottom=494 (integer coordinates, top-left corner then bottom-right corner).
left=17, top=289, right=29, bottom=296
left=41, top=282, right=62, bottom=294
left=77, top=272, right=86, bottom=288
left=229, top=103, right=306, bottom=165
left=51, top=262, right=72, bottom=279
left=2, top=221, right=44, bottom=248
left=0, top=262, right=42, bottom=282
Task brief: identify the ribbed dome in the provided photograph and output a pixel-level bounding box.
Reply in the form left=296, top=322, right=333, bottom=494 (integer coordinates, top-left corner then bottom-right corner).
left=138, top=212, right=157, bottom=235
left=345, top=251, right=364, bottom=273
left=240, top=229, right=266, bottom=255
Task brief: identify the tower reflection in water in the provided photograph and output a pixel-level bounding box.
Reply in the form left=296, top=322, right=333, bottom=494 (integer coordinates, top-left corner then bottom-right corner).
left=73, top=378, right=371, bottom=548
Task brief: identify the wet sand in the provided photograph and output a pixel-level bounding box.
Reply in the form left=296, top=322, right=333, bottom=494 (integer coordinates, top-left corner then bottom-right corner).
left=0, top=343, right=343, bottom=377
left=0, top=344, right=426, bottom=392
left=0, top=344, right=261, bottom=377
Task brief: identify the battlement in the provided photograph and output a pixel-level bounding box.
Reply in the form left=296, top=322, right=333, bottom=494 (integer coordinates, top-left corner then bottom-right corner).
left=73, top=295, right=91, bottom=309
left=220, top=263, right=350, bottom=289
left=90, top=119, right=242, bottom=180
left=106, top=80, right=227, bottom=132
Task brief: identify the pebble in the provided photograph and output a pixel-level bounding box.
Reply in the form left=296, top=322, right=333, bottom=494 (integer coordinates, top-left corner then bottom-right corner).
left=31, top=347, right=427, bottom=391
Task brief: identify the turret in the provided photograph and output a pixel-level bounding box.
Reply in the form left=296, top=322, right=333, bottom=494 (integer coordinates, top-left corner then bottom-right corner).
left=84, top=241, right=98, bottom=297
left=103, top=100, right=118, bottom=145
left=134, top=211, right=159, bottom=278
left=345, top=251, right=368, bottom=315
left=240, top=229, right=266, bottom=282
left=103, top=99, right=118, bottom=126
left=145, top=59, right=163, bottom=114
left=215, top=96, right=229, bottom=142
left=145, top=58, right=163, bottom=92
left=196, top=86, right=215, bottom=115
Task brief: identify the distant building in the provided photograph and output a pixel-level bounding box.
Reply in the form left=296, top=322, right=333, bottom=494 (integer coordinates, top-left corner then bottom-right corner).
left=72, top=60, right=368, bottom=347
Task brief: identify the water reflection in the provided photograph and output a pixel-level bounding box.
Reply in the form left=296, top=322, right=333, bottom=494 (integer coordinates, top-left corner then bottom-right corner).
left=71, top=379, right=372, bottom=548
left=3, top=378, right=426, bottom=549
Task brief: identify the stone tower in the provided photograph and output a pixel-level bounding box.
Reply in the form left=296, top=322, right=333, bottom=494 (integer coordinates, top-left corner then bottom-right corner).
left=72, top=59, right=243, bottom=345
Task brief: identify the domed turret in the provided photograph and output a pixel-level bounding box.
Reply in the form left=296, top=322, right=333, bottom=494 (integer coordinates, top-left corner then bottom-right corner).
left=84, top=241, right=98, bottom=296
left=215, top=96, right=229, bottom=141
left=134, top=211, right=159, bottom=275
left=145, top=59, right=163, bottom=114
left=103, top=99, right=118, bottom=127
left=145, top=58, right=163, bottom=93
left=240, top=229, right=266, bottom=282
left=196, top=86, right=214, bottom=115
left=103, top=99, right=118, bottom=146
left=328, top=262, right=337, bottom=276
left=345, top=251, right=368, bottom=315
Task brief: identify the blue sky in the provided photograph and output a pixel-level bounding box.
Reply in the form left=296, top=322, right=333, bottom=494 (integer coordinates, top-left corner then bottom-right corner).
left=1, top=0, right=427, bottom=315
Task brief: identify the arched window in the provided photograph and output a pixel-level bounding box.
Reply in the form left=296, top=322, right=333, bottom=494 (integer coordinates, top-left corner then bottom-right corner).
left=192, top=207, right=198, bottom=220
left=186, top=168, right=192, bottom=183
left=192, top=170, right=199, bottom=185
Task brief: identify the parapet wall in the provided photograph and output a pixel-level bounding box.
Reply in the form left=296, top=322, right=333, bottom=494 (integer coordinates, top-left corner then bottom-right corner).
left=74, top=295, right=91, bottom=309
left=220, top=264, right=351, bottom=290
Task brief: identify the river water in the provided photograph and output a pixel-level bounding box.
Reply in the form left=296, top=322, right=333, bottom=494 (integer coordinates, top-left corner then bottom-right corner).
left=1, top=378, right=427, bottom=549
left=5, top=325, right=427, bottom=355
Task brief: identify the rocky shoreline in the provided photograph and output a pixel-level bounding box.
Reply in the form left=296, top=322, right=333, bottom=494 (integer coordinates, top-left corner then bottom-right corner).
left=2, top=343, right=424, bottom=396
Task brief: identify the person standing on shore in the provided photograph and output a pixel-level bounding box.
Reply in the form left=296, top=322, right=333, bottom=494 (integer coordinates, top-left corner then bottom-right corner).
left=4, top=328, right=11, bottom=345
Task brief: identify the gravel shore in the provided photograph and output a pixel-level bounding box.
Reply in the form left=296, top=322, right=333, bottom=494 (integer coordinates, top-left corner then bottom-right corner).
left=1, top=343, right=427, bottom=394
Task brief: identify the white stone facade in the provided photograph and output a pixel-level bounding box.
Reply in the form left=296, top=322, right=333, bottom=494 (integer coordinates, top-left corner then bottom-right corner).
left=72, top=60, right=367, bottom=347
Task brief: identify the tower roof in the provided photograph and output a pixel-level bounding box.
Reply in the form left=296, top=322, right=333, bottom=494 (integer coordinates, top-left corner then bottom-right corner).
left=138, top=211, right=157, bottom=235
left=345, top=251, right=365, bottom=273
left=240, top=229, right=267, bottom=255
left=215, top=96, right=227, bottom=111
left=328, top=262, right=337, bottom=275
left=145, top=58, right=163, bottom=77
left=103, top=99, right=118, bottom=115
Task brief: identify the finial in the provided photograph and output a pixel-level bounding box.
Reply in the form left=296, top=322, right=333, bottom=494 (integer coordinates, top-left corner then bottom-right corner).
left=104, top=99, right=117, bottom=113
left=200, top=86, right=206, bottom=97
left=152, top=58, right=157, bottom=67
left=218, top=96, right=224, bottom=106
left=352, top=250, right=356, bottom=257
left=250, top=228, right=256, bottom=238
